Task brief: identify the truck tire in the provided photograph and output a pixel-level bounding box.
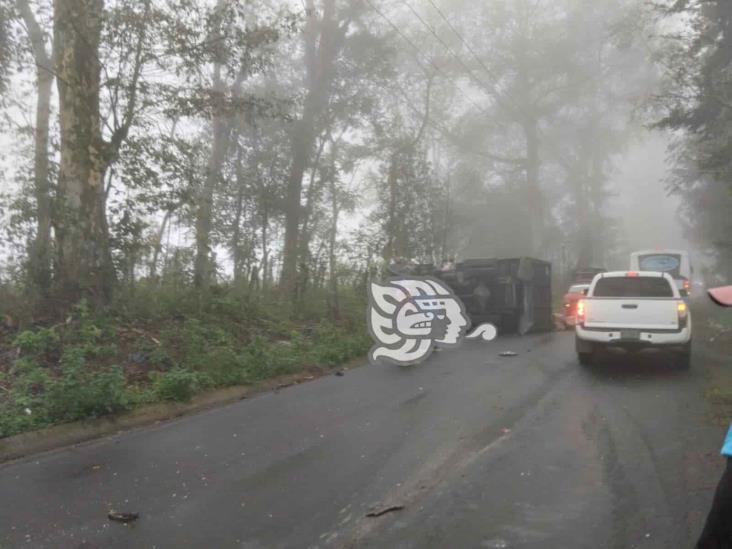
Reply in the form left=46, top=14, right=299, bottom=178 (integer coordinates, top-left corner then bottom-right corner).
left=575, top=336, right=594, bottom=366
left=677, top=340, right=692, bottom=370
left=578, top=352, right=593, bottom=366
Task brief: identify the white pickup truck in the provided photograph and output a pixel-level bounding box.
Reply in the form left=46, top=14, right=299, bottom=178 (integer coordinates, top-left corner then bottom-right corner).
left=575, top=271, right=692, bottom=367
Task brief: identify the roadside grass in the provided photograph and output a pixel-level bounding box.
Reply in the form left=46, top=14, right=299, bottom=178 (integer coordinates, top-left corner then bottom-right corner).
left=0, top=286, right=371, bottom=439
left=701, top=305, right=732, bottom=424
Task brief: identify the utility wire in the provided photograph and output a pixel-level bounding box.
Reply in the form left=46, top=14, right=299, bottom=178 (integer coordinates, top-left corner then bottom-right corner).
left=365, top=0, right=575, bottom=171
left=420, top=0, right=590, bottom=170
left=423, top=0, right=508, bottom=99
left=362, top=0, right=495, bottom=119
left=397, top=0, right=515, bottom=115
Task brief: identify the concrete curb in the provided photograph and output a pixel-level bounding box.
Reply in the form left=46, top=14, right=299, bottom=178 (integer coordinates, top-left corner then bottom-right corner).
left=0, top=360, right=365, bottom=465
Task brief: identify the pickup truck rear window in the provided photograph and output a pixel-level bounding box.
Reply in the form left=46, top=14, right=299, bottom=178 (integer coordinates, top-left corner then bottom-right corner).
left=593, top=277, right=674, bottom=298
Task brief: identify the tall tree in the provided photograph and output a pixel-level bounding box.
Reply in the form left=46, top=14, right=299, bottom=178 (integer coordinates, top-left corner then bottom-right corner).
left=53, top=0, right=149, bottom=302
left=17, top=0, right=53, bottom=293
left=0, top=0, right=12, bottom=96
left=653, top=0, right=732, bottom=270
left=280, top=0, right=349, bottom=298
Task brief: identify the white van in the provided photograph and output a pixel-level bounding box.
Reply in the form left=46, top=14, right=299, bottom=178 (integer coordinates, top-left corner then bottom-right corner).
left=629, top=250, right=692, bottom=295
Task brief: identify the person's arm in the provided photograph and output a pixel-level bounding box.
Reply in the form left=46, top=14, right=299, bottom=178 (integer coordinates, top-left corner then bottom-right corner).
left=697, top=426, right=732, bottom=548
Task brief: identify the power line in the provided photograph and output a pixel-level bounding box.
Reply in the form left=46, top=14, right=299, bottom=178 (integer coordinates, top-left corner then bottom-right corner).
left=361, top=0, right=497, bottom=120
left=420, top=0, right=591, bottom=171
left=397, top=0, right=510, bottom=114
left=388, top=79, right=525, bottom=166
left=364, top=0, right=576, bottom=172
left=423, top=0, right=507, bottom=99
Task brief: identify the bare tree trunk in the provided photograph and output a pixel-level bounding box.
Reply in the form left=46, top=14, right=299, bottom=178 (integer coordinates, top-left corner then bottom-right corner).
left=522, top=117, right=543, bottom=257
left=261, top=204, right=269, bottom=289
left=383, top=152, right=399, bottom=265
left=53, top=0, right=115, bottom=303
left=327, top=177, right=340, bottom=320
left=17, top=0, right=53, bottom=294
left=149, top=209, right=173, bottom=279
left=194, top=62, right=228, bottom=290
left=281, top=0, right=345, bottom=300
left=382, top=77, right=432, bottom=266
left=231, top=151, right=246, bottom=285
left=194, top=0, right=248, bottom=290
left=297, top=134, right=327, bottom=271
left=281, top=116, right=312, bottom=297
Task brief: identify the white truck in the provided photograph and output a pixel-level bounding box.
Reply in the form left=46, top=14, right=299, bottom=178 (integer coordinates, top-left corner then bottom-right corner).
left=575, top=271, right=692, bottom=367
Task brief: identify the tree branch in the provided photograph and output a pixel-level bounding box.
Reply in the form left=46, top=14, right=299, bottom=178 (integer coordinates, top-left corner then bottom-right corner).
left=108, top=0, right=151, bottom=158
left=16, top=0, right=52, bottom=71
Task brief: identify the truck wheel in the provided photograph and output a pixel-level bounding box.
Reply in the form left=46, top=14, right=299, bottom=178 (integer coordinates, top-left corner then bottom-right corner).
left=578, top=351, right=594, bottom=366
left=676, top=341, right=692, bottom=369
left=575, top=336, right=594, bottom=365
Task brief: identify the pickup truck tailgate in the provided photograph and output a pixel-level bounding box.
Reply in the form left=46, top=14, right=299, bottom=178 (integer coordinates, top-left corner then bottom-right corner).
left=584, top=299, right=679, bottom=330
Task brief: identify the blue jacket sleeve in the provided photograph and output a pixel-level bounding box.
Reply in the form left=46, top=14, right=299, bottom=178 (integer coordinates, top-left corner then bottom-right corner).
left=722, top=425, right=732, bottom=457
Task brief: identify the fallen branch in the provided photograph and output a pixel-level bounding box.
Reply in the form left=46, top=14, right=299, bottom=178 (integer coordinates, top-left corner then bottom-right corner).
left=366, top=504, right=405, bottom=517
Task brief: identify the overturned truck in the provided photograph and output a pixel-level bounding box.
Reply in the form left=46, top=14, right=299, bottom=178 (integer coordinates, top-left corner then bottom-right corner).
left=391, top=258, right=553, bottom=335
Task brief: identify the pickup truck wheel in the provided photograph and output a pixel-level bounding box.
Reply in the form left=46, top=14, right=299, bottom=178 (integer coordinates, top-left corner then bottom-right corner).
left=676, top=341, right=692, bottom=369
left=575, top=336, right=595, bottom=365
left=578, top=351, right=594, bottom=366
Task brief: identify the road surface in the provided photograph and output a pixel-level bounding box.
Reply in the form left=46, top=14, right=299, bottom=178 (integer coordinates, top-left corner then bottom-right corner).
left=0, top=331, right=727, bottom=549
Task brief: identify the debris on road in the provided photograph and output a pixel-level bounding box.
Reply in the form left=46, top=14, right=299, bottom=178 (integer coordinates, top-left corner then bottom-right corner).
left=366, top=504, right=405, bottom=517
left=335, top=371, right=345, bottom=377
left=499, top=351, right=518, bottom=357
left=108, top=511, right=139, bottom=523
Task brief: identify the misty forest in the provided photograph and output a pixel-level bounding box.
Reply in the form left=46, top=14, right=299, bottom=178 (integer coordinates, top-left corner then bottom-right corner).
left=0, top=0, right=729, bottom=436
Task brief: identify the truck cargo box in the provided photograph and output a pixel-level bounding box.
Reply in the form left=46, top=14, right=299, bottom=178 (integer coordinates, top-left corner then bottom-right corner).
left=389, top=257, right=553, bottom=335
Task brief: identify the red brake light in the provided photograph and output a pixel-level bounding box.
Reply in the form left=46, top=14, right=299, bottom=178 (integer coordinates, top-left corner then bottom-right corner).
left=626, top=272, right=639, bottom=277
left=577, top=300, right=586, bottom=323
left=683, top=279, right=691, bottom=290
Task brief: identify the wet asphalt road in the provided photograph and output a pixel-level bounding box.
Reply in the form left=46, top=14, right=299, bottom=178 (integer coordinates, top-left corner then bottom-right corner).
left=0, top=330, right=727, bottom=549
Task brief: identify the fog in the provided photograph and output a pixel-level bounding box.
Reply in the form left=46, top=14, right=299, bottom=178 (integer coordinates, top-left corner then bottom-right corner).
left=2, top=3, right=732, bottom=545
left=0, top=0, right=727, bottom=295
left=610, top=132, right=690, bottom=265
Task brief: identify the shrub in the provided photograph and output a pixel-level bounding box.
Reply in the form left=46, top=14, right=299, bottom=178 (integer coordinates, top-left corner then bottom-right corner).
left=241, top=336, right=298, bottom=380
left=0, top=360, right=52, bottom=437
left=191, top=347, right=249, bottom=386
left=45, top=349, right=129, bottom=422
left=14, top=327, right=58, bottom=356
left=153, top=368, right=200, bottom=402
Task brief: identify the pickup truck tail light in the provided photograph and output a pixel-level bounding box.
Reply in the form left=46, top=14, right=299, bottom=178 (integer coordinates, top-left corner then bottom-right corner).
left=677, top=301, right=688, bottom=328
left=577, top=300, right=586, bottom=325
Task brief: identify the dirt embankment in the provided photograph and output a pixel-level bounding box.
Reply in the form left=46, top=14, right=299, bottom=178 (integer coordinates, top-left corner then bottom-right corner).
left=697, top=302, right=732, bottom=425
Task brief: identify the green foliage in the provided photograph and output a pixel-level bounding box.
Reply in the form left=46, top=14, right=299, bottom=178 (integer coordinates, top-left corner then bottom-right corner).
left=14, top=328, right=58, bottom=356
left=0, top=358, right=52, bottom=437
left=45, top=351, right=129, bottom=422
left=153, top=368, right=200, bottom=402
left=0, top=351, right=129, bottom=436
left=0, top=289, right=370, bottom=439
left=307, top=324, right=371, bottom=367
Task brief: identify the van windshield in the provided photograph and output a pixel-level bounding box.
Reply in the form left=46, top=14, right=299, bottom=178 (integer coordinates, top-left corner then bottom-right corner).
left=593, top=277, right=674, bottom=298
left=638, top=254, right=682, bottom=278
